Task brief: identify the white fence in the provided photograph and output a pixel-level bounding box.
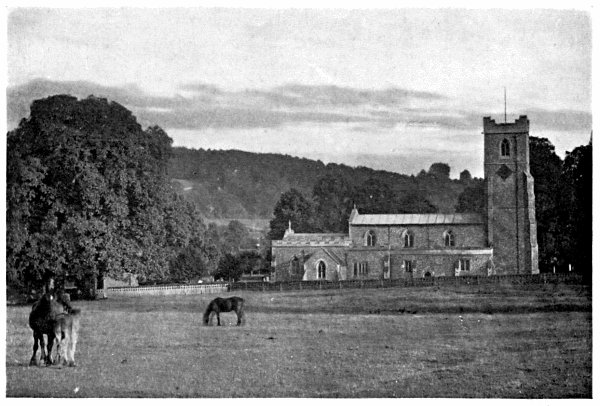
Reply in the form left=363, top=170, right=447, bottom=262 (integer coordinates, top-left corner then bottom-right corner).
left=100, top=283, right=229, bottom=297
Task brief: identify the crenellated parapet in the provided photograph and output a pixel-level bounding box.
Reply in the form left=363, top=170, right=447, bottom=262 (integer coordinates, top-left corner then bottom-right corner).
left=483, top=115, right=529, bottom=134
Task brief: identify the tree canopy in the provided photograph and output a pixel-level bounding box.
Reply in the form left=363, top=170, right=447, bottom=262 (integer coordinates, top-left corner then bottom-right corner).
left=428, top=163, right=451, bottom=179
left=560, top=140, right=592, bottom=273
left=268, top=189, right=317, bottom=240
left=6, top=95, right=207, bottom=294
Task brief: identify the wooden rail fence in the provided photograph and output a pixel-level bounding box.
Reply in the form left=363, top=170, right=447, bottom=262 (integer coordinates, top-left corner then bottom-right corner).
left=230, top=273, right=585, bottom=292
left=95, top=273, right=585, bottom=298
left=99, top=283, right=229, bottom=297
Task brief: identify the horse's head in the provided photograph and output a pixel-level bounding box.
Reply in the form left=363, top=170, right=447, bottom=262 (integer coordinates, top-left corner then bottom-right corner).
left=36, top=290, right=69, bottom=314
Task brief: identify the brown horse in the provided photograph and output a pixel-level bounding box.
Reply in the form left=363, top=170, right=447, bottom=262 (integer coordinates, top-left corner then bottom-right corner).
left=28, top=275, right=79, bottom=366
left=203, top=297, right=245, bottom=326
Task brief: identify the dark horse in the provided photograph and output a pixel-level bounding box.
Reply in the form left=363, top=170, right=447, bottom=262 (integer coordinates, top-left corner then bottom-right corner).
left=28, top=275, right=80, bottom=366
left=203, top=297, right=245, bottom=326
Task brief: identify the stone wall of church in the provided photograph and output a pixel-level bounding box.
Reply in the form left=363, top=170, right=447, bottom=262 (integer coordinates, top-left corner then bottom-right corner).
left=484, top=115, right=539, bottom=275
left=349, top=224, right=487, bottom=249
left=273, top=244, right=492, bottom=282
left=271, top=245, right=347, bottom=281
left=345, top=248, right=492, bottom=280
left=388, top=252, right=491, bottom=278
left=303, top=255, right=344, bottom=281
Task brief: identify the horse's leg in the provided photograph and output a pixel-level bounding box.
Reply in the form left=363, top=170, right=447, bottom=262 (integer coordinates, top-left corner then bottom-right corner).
left=53, top=334, right=62, bottom=366
left=40, top=333, right=49, bottom=366
left=216, top=311, right=221, bottom=326
left=237, top=301, right=245, bottom=326
left=68, top=325, right=78, bottom=367
left=59, top=333, right=69, bottom=367
left=45, top=333, right=55, bottom=366
left=29, top=331, right=41, bottom=366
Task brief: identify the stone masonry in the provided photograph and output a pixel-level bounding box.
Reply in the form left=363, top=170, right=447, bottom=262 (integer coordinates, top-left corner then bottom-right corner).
left=271, top=115, right=539, bottom=281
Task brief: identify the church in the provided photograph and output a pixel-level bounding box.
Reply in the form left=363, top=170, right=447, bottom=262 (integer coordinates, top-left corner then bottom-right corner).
left=271, top=115, right=539, bottom=281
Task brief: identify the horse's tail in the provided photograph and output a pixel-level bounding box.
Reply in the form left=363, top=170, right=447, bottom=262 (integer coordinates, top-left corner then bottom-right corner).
left=237, top=297, right=245, bottom=312
left=236, top=298, right=245, bottom=325
left=203, top=302, right=213, bottom=325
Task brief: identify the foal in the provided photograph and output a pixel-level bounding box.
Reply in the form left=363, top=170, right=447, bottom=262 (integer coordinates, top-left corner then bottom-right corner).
left=52, top=311, right=81, bottom=367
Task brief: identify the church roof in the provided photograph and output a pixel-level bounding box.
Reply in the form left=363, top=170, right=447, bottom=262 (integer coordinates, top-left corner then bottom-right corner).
left=321, top=247, right=346, bottom=266
left=350, top=213, right=484, bottom=226
left=272, top=233, right=352, bottom=246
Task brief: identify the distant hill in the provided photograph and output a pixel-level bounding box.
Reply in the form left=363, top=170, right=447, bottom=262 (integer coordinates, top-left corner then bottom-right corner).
left=168, top=147, right=475, bottom=223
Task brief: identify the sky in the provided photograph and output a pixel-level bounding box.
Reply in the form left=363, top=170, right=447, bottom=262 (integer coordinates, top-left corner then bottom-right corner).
left=5, top=4, right=594, bottom=178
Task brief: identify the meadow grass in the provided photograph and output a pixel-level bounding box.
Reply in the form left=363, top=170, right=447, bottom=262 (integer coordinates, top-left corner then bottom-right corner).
left=6, top=282, right=591, bottom=397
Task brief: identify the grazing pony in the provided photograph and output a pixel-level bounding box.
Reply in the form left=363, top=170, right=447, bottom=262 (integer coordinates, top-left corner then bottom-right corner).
left=203, top=297, right=245, bottom=326
left=52, top=311, right=81, bottom=367
left=28, top=275, right=79, bottom=366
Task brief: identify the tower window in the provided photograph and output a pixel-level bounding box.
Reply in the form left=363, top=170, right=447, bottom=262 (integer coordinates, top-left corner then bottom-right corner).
left=500, top=139, right=511, bottom=157
left=317, top=261, right=326, bottom=279
left=403, top=230, right=414, bottom=248
left=365, top=230, right=376, bottom=247
left=444, top=230, right=455, bottom=247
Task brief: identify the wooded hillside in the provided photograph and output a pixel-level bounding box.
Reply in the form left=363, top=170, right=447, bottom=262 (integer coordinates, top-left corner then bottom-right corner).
left=168, top=147, right=475, bottom=220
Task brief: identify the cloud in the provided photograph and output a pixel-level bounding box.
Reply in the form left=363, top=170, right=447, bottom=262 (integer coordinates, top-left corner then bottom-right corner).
left=257, top=84, right=444, bottom=107
left=7, top=79, right=592, bottom=134
left=134, top=107, right=368, bottom=130
left=7, top=78, right=184, bottom=127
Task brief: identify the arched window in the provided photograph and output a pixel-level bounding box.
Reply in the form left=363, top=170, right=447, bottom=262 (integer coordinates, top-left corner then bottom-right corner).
left=402, top=230, right=414, bottom=248
left=365, top=230, right=376, bottom=247
left=444, top=230, right=455, bottom=247
left=317, top=261, right=326, bottom=279
left=500, top=139, right=510, bottom=157
left=290, top=256, right=300, bottom=276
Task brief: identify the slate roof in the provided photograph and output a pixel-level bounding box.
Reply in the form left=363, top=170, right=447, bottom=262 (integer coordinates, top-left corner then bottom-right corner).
left=350, top=213, right=484, bottom=226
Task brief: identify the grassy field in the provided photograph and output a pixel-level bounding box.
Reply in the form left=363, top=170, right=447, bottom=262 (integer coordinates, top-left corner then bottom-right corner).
left=6, top=282, right=592, bottom=398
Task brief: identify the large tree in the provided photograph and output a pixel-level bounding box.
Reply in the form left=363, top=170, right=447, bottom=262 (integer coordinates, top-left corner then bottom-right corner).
left=268, top=188, right=317, bottom=240
left=312, top=173, right=354, bottom=233
left=561, top=140, right=592, bottom=274
left=222, top=220, right=251, bottom=254
left=528, top=137, right=566, bottom=272
left=397, top=190, right=438, bottom=214
left=428, top=162, right=451, bottom=179
left=353, top=177, right=397, bottom=214
left=214, top=253, right=242, bottom=282
left=7, top=95, right=206, bottom=294
left=455, top=180, right=486, bottom=215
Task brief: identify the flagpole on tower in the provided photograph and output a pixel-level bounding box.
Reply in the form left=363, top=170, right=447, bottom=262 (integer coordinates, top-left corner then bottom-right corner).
left=504, top=87, right=507, bottom=123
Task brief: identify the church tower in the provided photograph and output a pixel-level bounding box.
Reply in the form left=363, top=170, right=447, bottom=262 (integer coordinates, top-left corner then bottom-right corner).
left=484, top=115, right=539, bottom=274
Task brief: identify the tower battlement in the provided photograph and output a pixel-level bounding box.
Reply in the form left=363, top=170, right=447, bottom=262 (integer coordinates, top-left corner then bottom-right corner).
left=483, top=115, right=529, bottom=134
